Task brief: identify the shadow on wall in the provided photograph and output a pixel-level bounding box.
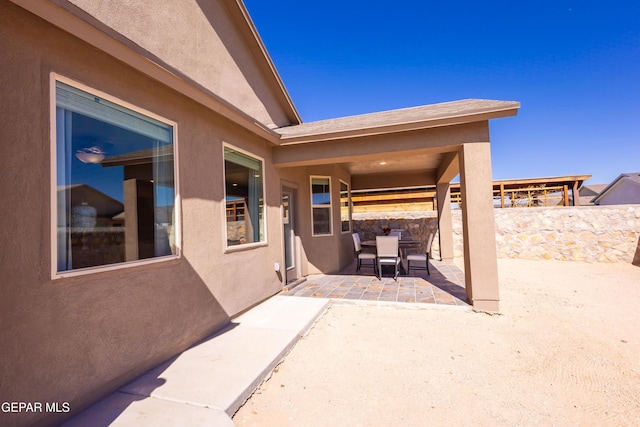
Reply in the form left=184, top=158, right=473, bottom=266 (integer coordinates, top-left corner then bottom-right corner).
left=62, top=322, right=241, bottom=427
left=4, top=258, right=233, bottom=427
left=634, top=236, right=640, bottom=267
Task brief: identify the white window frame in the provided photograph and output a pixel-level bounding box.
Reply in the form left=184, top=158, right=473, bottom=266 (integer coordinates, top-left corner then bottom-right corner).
left=222, top=143, right=268, bottom=252
left=310, top=175, right=333, bottom=237
left=339, top=180, right=351, bottom=233
left=50, top=74, right=181, bottom=279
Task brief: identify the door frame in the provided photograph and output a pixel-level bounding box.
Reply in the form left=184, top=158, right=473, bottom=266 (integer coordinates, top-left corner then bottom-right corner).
left=281, top=185, right=300, bottom=284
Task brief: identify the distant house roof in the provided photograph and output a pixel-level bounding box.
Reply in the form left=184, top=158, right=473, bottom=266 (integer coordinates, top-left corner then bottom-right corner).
left=579, top=184, right=608, bottom=197
left=578, top=184, right=608, bottom=205
left=591, top=173, right=640, bottom=205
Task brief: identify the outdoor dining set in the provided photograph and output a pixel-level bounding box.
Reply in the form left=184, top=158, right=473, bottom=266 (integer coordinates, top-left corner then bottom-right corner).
left=352, top=229, right=435, bottom=281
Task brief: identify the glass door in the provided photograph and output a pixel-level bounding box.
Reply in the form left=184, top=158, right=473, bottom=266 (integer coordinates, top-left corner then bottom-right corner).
left=282, top=189, right=298, bottom=283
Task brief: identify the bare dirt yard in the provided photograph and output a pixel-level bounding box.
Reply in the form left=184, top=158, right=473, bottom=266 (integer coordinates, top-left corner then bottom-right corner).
left=233, top=258, right=640, bottom=427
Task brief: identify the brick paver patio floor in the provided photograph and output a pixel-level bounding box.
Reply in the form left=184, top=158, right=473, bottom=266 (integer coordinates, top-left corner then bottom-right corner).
left=281, top=258, right=469, bottom=307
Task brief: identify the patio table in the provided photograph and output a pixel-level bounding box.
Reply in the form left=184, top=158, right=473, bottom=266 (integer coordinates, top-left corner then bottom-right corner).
left=361, top=239, right=422, bottom=259
left=361, top=238, right=422, bottom=276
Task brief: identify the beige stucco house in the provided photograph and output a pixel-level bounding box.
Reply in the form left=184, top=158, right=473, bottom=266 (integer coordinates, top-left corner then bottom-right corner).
left=0, top=1, right=519, bottom=425
left=591, top=173, right=640, bottom=205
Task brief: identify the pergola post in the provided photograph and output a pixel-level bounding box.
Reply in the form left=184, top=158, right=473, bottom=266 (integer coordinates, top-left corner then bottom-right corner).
left=459, top=142, right=500, bottom=312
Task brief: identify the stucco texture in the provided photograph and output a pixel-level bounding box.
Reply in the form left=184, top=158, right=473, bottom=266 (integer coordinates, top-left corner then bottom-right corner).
left=66, top=0, right=295, bottom=128
left=0, top=4, right=283, bottom=425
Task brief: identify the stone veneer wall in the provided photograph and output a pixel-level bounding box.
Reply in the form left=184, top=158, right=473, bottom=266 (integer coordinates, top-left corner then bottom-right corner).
left=352, top=212, right=440, bottom=257
left=353, top=205, right=640, bottom=264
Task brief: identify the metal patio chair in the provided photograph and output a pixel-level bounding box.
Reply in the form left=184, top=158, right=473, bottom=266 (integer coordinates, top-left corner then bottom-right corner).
left=352, top=233, right=377, bottom=275
left=407, top=232, right=435, bottom=276
left=376, top=235, right=401, bottom=281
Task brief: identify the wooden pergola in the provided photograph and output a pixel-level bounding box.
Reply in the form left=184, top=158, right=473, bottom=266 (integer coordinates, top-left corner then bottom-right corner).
left=450, top=174, right=592, bottom=208
left=350, top=174, right=592, bottom=213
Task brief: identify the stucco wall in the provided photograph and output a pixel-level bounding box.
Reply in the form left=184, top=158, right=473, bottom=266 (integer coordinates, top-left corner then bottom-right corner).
left=67, top=0, right=294, bottom=128
left=596, top=180, right=640, bottom=205
left=353, top=205, right=640, bottom=265
left=277, top=164, right=354, bottom=276
left=0, top=4, right=287, bottom=426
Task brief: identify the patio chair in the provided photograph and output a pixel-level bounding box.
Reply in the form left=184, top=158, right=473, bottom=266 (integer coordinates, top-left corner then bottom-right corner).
left=352, top=233, right=377, bottom=274
left=376, top=235, right=401, bottom=281
left=390, top=229, right=403, bottom=239
left=407, top=232, right=435, bottom=276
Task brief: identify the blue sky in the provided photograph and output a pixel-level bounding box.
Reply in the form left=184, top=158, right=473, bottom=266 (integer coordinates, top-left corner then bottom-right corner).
left=243, top=1, right=639, bottom=185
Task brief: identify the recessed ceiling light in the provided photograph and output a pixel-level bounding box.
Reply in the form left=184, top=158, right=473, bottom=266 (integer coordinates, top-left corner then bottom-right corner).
left=379, top=161, right=387, bottom=165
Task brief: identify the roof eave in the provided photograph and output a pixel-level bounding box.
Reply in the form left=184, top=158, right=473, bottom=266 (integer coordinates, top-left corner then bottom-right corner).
left=227, top=0, right=302, bottom=125
left=11, top=0, right=285, bottom=145
left=277, top=104, right=520, bottom=145
left=592, top=173, right=640, bottom=204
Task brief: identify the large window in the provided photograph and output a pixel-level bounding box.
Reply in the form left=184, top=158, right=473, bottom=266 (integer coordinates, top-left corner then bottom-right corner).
left=54, top=79, right=177, bottom=274
left=340, top=180, right=351, bottom=233
left=311, top=176, right=332, bottom=236
left=224, top=146, right=265, bottom=246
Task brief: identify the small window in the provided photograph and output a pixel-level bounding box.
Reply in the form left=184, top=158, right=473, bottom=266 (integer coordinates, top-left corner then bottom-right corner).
left=340, top=180, right=351, bottom=233
left=224, top=146, right=265, bottom=246
left=311, top=176, right=332, bottom=236
left=54, top=80, right=177, bottom=274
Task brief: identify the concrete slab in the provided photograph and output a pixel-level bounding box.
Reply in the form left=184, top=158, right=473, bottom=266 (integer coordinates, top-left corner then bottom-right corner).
left=120, top=326, right=299, bottom=413
left=234, top=294, right=330, bottom=332
left=63, top=392, right=234, bottom=427
left=63, top=295, right=330, bottom=426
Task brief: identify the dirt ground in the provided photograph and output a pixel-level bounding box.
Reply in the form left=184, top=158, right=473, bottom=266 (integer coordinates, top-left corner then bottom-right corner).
left=233, top=258, right=640, bottom=427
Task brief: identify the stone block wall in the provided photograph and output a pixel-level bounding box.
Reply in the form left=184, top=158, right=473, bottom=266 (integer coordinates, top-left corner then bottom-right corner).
left=352, top=212, right=439, bottom=256
left=353, top=205, right=640, bottom=264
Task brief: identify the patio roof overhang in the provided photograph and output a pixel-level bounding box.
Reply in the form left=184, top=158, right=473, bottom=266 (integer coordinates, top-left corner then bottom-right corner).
left=273, top=99, right=520, bottom=313
left=272, top=99, right=520, bottom=190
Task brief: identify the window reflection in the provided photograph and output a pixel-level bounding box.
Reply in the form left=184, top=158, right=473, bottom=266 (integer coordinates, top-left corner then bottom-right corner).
left=55, top=81, right=176, bottom=272
left=224, top=147, right=265, bottom=246
left=311, top=176, right=332, bottom=235
left=340, top=181, right=350, bottom=232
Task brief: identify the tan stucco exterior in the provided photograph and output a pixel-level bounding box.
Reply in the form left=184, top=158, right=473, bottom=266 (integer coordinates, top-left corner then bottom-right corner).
left=592, top=173, right=640, bottom=205
left=1, top=4, right=287, bottom=425
left=64, top=0, right=299, bottom=129
left=1, top=1, right=518, bottom=425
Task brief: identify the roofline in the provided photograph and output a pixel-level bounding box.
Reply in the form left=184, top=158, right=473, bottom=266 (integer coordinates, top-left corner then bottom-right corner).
left=227, top=0, right=301, bottom=125
left=276, top=102, right=520, bottom=145
left=11, top=0, right=287, bottom=144
left=591, top=173, right=640, bottom=204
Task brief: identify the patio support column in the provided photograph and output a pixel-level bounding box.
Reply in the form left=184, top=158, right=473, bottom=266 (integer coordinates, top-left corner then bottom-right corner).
left=436, top=182, right=454, bottom=262
left=436, top=151, right=458, bottom=262
left=459, top=142, right=499, bottom=313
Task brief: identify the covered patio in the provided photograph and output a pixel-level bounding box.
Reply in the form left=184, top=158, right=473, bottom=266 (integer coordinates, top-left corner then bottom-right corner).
left=282, top=258, right=468, bottom=307
left=274, top=99, right=520, bottom=312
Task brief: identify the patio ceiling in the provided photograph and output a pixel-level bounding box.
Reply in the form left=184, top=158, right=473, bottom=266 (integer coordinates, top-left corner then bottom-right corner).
left=345, top=150, right=444, bottom=175
left=339, top=149, right=452, bottom=191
